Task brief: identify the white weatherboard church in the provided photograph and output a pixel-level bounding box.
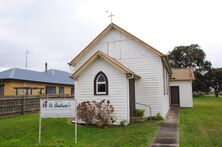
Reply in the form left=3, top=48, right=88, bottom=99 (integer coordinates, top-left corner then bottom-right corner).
left=69, top=23, right=194, bottom=124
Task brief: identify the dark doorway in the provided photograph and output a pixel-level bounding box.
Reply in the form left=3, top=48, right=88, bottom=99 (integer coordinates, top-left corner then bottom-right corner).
left=129, top=79, right=135, bottom=116
left=170, top=86, right=180, bottom=106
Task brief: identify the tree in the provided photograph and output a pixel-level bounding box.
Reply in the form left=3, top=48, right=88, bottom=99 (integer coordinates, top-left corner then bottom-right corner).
left=168, top=44, right=212, bottom=92
left=205, top=68, right=222, bottom=97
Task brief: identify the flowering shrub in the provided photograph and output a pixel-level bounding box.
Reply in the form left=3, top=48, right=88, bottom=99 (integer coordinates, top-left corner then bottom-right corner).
left=77, top=99, right=115, bottom=128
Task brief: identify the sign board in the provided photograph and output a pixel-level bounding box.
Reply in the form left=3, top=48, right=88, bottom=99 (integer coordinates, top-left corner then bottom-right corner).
left=39, top=98, right=77, bottom=144
left=40, top=99, right=75, bottom=118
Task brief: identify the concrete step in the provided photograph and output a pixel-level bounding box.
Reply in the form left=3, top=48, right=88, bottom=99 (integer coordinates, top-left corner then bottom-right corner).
left=153, top=137, right=178, bottom=144
left=151, top=143, right=179, bottom=147
left=150, top=108, right=179, bottom=147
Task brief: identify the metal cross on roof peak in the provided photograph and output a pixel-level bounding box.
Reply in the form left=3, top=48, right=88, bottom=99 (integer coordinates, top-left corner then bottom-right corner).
left=106, top=11, right=115, bottom=23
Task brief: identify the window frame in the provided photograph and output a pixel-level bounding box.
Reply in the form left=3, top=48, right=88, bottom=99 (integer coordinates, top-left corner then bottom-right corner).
left=71, top=87, right=74, bottom=95
left=163, top=66, right=166, bottom=95
left=0, top=84, right=4, bottom=97
left=46, top=86, right=56, bottom=95
left=59, top=86, right=64, bottom=95
left=163, top=66, right=169, bottom=95
left=94, top=71, right=108, bottom=95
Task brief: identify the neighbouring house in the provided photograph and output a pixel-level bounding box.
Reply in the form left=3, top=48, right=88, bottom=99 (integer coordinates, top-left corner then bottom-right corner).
left=170, top=68, right=194, bottom=107
left=0, top=65, right=74, bottom=97
left=69, top=23, right=194, bottom=124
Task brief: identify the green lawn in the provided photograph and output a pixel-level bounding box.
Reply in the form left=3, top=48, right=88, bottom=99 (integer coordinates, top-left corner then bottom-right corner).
left=0, top=113, right=159, bottom=147
left=180, top=96, right=222, bottom=147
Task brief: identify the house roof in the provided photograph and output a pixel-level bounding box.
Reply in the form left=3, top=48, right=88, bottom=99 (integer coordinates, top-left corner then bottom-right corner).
left=171, top=68, right=195, bottom=81
left=0, top=68, right=73, bottom=85
left=68, top=23, right=171, bottom=74
left=71, top=51, right=141, bottom=80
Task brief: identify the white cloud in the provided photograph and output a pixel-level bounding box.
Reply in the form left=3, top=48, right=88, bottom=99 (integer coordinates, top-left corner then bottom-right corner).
left=0, top=0, right=221, bottom=72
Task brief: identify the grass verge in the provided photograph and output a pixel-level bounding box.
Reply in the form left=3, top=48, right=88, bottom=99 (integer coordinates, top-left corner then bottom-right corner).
left=180, top=96, right=222, bottom=147
left=0, top=113, right=159, bottom=147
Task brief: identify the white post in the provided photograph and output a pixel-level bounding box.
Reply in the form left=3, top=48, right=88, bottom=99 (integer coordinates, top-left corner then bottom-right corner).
left=39, top=100, right=41, bottom=144
left=74, top=81, right=77, bottom=144
left=75, top=99, right=77, bottom=144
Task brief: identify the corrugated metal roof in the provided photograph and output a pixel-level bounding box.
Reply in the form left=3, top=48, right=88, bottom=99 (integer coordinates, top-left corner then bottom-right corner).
left=171, top=68, right=195, bottom=81
left=0, top=68, right=73, bottom=85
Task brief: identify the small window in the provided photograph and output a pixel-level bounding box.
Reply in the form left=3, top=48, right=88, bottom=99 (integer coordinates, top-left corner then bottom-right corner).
left=59, top=87, right=64, bottom=95
left=163, top=67, right=169, bottom=95
left=71, top=87, right=74, bottom=95
left=166, top=74, right=169, bottom=95
left=94, top=71, right=108, bottom=95
left=163, top=66, right=166, bottom=95
left=46, top=86, right=56, bottom=95
left=0, top=85, right=4, bottom=96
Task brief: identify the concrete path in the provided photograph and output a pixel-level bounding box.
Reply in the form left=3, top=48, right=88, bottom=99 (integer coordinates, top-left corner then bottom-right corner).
left=150, top=107, right=179, bottom=147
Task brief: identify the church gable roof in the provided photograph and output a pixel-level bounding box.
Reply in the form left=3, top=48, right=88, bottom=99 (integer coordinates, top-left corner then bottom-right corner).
left=71, top=51, right=140, bottom=80
left=69, top=23, right=165, bottom=66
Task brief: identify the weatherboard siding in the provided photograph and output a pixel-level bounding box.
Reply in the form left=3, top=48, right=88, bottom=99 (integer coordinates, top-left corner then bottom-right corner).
left=73, top=28, right=169, bottom=117
left=75, top=29, right=162, bottom=70
left=161, top=63, right=170, bottom=117
left=76, top=59, right=129, bottom=124
left=120, top=55, right=166, bottom=116
left=74, top=29, right=128, bottom=70
left=170, top=80, right=193, bottom=107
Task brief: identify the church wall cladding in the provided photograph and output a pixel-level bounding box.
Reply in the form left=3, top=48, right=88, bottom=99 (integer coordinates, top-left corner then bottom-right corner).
left=73, top=28, right=170, bottom=118
left=75, top=58, right=130, bottom=124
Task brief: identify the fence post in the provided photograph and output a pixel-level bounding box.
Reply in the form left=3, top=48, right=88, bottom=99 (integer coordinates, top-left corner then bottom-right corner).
left=0, top=95, right=73, bottom=117
left=22, top=95, right=25, bottom=115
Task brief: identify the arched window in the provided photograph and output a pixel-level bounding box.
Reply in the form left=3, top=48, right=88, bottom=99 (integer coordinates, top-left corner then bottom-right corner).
left=94, top=71, right=108, bottom=95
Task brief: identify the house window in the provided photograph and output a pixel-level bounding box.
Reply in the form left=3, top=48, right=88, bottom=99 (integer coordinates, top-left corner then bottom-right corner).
left=163, top=66, right=169, bottom=95
left=59, top=87, right=64, bottom=95
left=163, top=66, right=165, bottom=95
left=166, top=74, right=169, bottom=95
left=46, top=86, right=56, bottom=95
left=0, top=85, right=4, bottom=97
left=94, top=71, right=108, bottom=95
left=71, top=87, right=74, bottom=95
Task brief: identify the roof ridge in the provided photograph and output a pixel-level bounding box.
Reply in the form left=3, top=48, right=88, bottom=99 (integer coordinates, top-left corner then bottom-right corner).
left=0, top=68, right=73, bottom=85
left=50, top=69, right=55, bottom=75
left=9, top=68, right=16, bottom=78
left=10, top=68, right=44, bottom=73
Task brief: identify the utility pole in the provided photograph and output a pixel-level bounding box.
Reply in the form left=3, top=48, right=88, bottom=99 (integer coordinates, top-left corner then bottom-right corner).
left=25, top=51, right=29, bottom=69
left=24, top=50, right=29, bottom=114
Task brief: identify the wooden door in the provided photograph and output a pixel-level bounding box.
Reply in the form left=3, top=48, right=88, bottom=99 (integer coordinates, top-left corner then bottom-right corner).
left=129, top=79, right=135, bottom=116
left=170, top=86, right=180, bottom=106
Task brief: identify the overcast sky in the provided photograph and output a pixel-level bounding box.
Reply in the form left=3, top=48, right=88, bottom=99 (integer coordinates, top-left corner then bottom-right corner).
left=0, top=0, right=221, bottom=73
